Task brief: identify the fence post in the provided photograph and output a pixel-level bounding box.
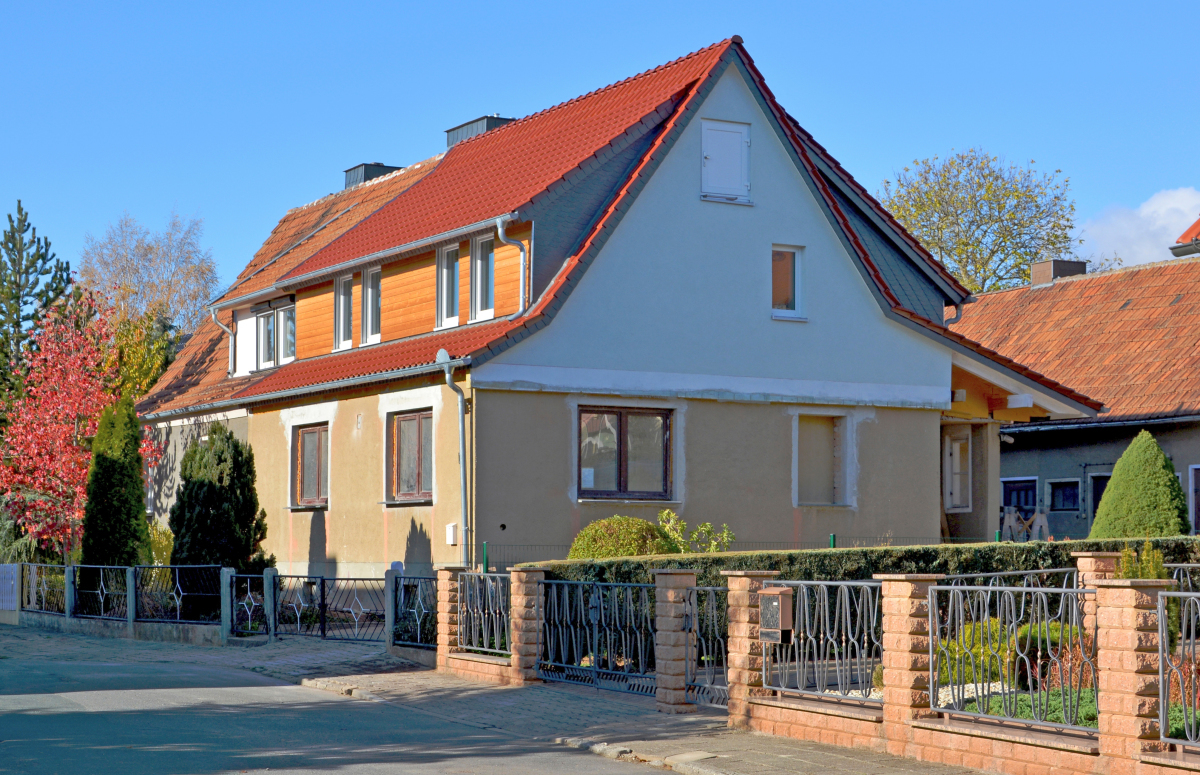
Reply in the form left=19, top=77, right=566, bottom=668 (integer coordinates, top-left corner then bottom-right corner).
left=263, top=567, right=278, bottom=641
left=436, top=567, right=466, bottom=670
left=721, top=570, right=780, bottom=729
left=509, top=566, right=547, bottom=684
left=384, top=569, right=397, bottom=650
left=125, top=567, right=136, bottom=635
left=652, top=568, right=697, bottom=714
left=64, top=565, right=75, bottom=619
left=1096, top=577, right=1173, bottom=772
left=219, top=567, right=234, bottom=645
left=874, top=573, right=943, bottom=758
left=1073, top=551, right=1121, bottom=634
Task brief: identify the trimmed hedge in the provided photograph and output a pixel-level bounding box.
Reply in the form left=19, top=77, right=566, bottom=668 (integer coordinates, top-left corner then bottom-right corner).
left=523, top=536, right=1200, bottom=588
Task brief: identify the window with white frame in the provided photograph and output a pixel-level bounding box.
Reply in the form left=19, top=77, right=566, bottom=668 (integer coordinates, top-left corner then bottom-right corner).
left=279, top=306, right=296, bottom=363
left=255, top=304, right=295, bottom=370
left=256, top=310, right=276, bottom=370
left=334, top=275, right=354, bottom=349
left=363, top=268, right=382, bottom=344
left=701, top=119, right=750, bottom=203
left=437, top=246, right=460, bottom=328
left=771, top=245, right=803, bottom=319
left=943, top=425, right=972, bottom=512
left=472, top=237, right=495, bottom=321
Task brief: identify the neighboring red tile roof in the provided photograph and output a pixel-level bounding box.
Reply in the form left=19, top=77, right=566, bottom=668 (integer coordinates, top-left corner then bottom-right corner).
left=949, top=258, right=1200, bottom=422
left=1179, top=214, right=1200, bottom=244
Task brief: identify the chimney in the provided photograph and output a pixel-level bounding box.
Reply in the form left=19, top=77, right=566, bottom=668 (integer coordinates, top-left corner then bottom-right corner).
left=1031, top=259, right=1086, bottom=286
left=445, top=115, right=515, bottom=148
left=344, top=162, right=403, bottom=190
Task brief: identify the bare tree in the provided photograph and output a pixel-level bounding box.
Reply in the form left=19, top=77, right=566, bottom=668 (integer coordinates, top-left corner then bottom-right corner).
left=79, top=212, right=218, bottom=333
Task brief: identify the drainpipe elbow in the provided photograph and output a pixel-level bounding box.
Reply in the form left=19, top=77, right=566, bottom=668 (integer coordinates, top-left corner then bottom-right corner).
left=944, top=303, right=964, bottom=326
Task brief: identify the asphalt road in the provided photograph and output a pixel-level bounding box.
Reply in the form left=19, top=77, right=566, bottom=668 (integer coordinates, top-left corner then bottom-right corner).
left=0, top=657, right=632, bottom=774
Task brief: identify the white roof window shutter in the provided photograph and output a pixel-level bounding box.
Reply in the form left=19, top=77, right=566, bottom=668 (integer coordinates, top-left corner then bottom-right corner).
left=702, top=119, right=751, bottom=202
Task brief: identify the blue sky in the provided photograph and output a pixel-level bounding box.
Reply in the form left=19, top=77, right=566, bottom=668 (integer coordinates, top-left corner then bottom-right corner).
left=2, top=1, right=1197, bottom=287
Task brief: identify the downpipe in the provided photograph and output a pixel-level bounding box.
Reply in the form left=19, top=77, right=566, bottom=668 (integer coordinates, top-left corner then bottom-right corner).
left=438, top=349, right=471, bottom=568
left=211, top=308, right=236, bottom=376
left=496, top=215, right=527, bottom=319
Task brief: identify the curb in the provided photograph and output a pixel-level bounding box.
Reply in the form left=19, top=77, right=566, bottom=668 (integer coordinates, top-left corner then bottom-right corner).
left=554, top=736, right=726, bottom=773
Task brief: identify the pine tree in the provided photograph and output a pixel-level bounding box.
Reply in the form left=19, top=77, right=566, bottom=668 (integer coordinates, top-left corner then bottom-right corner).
left=80, top=398, right=148, bottom=566
left=1088, top=430, right=1188, bottom=539
left=169, top=423, right=272, bottom=571
left=0, top=201, right=71, bottom=402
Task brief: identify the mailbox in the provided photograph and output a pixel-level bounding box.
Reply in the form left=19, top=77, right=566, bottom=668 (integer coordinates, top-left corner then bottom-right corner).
left=759, top=586, right=793, bottom=644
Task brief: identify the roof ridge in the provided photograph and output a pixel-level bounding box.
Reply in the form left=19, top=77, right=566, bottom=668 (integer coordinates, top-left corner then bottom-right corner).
left=284, top=154, right=445, bottom=215
left=970, top=254, right=1200, bottom=298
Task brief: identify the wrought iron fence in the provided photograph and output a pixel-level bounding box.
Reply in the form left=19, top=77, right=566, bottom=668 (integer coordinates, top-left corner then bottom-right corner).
left=762, top=580, right=883, bottom=704
left=21, top=564, right=65, bottom=615
left=393, top=576, right=437, bottom=649
left=134, top=565, right=222, bottom=623
left=231, top=574, right=268, bottom=636
left=929, top=583, right=1097, bottom=733
left=275, top=576, right=386, bottom=641
left=685, top=586, right=728, bottom=708
left=73, top=566, right=128, bottom=620
left=1168, top=564, right=1200, bottom=593
left=458, top=573, right=511, bottom=656
left=1160, top=590, right=1200, bottom=747
left=945, top=568, right=1078, bottom=589
left=537, top=580, right=657, bottom=695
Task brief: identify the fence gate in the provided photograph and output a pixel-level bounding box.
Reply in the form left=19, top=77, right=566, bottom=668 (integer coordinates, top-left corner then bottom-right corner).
left=275, top=576, right=386, bottom=642
left=684, top=586, right=729, bottom=708
left=537, top=580, right=656, bottom=696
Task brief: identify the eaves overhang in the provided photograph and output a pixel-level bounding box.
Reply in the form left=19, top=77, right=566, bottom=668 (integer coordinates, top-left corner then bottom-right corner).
left=1005, top=413, right=1200, bottom=433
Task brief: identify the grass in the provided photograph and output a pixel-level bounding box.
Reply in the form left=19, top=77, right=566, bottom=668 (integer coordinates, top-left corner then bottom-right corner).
left=963, top=688, right=1097, bottom=728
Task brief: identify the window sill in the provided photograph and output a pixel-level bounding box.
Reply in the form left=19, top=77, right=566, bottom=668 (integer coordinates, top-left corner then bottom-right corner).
left=577, top=498, right=681, bottom=505
left=796, top=502, right=853, bottom=508
left=382, top=499, right=433, bottom=507
left=944, top=507, right=973, bottom=514
left=434, top=321, right=460, bottom=331
left=700, top=193, right=754, bottom=206
left=472, top=309, right=495, bottom=323
left=771, top=311, right=807, bottom=322
left=289, top=503, right=328, bottom=512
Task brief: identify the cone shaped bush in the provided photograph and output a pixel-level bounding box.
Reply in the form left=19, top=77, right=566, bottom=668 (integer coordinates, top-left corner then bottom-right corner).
left=81, top=398, right=149, bottom=567
left=1088, top=430, right=1187, bottom=539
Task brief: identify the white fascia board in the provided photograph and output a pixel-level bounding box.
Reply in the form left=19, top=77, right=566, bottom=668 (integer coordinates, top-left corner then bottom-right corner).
left=471, top=363, right=949, bottom=408
left=150, top=408, right=249, bottom=428
left=950, top=351, right=1089, bottom=419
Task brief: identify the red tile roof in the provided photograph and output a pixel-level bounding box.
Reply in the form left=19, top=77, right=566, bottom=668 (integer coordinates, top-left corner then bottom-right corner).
left=1179, top=214, right=1200, bottom=244
left=949, top=258, right=1200, bottom=422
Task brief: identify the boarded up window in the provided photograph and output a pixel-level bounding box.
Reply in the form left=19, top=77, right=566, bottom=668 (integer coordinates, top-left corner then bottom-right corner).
left=796, top=415, right=839, bottom=504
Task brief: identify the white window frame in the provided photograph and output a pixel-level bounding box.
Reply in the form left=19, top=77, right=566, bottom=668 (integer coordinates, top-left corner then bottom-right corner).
left=334, top=274, right=354, bottom=350
left=943, top=424, right=972, bottom=513
left=362, top=268, right=382, bottom=345
left=437, top=246, right=460, bottom=329
left=277, top=305, right=296, bottom=365
left=256, top=310, right=276, bottom=370
left=1045, top=478, right=1082, bottom=512
left=771, top=244, right=805, bottom=321
left=471, top=235, right=495, bottom=322
left=700, top=118, right=752, bottom=205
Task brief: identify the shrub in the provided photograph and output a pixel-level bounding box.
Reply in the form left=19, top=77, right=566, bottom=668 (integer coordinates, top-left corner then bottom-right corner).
left=80, top=398, right=149, bottom=567
left=169, top=423, right=274, bottom=571
left=143, top=520, right=174, bottom=566
left=658, top=509, right=735, bottom=553
left=567, top=516, right=681, bottom=560
left=1090, top=430, right=1187, bottom=539
left=938, top=618, right=1014, bottom=686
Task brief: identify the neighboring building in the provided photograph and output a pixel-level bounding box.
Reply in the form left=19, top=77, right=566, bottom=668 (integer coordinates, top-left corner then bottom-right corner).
left=138, top=38, right=1099, bottom=575
left=951, top=216, right=1200, bottom=539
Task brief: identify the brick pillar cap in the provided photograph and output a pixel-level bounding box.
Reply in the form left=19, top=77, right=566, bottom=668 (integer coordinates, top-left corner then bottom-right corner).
left=1070, top=551, right=1123, bottom=558
left=508, top=566, right=552, bottom=572
left=719, top=570, right=781, bottom=577
left=1093, top=578, right=1176, bottom=588
left=872, top=573, right=946, bottom=581
left=649, top=568, right=698, bottom=575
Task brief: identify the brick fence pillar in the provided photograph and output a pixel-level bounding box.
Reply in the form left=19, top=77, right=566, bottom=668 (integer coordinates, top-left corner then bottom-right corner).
left=508, top=567, right=547, bottom=684
left=875, top=573, right=944, bottom=757
left=652, top=569, right=698, bottom=714
left=722, top=570, right=780, bottom=729
left=436, top=567, right=466, bottom=669
left=1074, top=551, right=1121, bottom=635
left=1096, top=578, right=1173, bottom=775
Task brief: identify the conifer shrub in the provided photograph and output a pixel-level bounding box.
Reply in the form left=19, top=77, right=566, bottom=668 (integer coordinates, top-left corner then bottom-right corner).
left=567, top=516, right=681, bottom=560
left=169, top=423, right=274, bottom=571
left=1089, top=430, right=1187, bottom=539
left=81, top=397, right=148, bottom=567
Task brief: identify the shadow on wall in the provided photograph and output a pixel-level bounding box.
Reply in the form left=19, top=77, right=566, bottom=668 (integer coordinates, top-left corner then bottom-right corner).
left=147, top=419, right=229, bottom=523
left=404, top=519, right=433, bottom=577
left=307, top=510, right=338, bottom=578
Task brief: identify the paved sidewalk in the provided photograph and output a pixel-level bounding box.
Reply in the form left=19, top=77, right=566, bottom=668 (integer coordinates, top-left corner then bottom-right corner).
left=0, top=625, right=976, bottom=775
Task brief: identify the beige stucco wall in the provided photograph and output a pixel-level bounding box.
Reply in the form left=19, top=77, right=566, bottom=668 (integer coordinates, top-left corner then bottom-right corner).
left=146, top=412, right=249, bottom=524
left=941, top=420, right=1001, bottom=542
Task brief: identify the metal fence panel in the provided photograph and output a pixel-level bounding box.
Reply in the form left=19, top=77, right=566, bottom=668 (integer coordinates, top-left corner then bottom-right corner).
left=73, top=566, right=128, bottom=620
left=393, top=576, right=437, bottom=649
left=945, top=569, right=1078, bottom=589
left=762, top=580, right=883, bottom=704
left=274, top=575, right=386, bottom=641
left=231, top=574, right=268, bottom=636
left=929, top=584, right=1097, bottom=733
left=0, top=564, right=18, bottom=611
left=458, top=573, right=511, bottom=656
left=685, top=586, right=728, bottom=708
left=1168, top=564, right=1200, bottom=592
left=537, top=580, right=657, bottom=696
left=135, top=566, right=221, bottom=623
left=21, top=564, right=65, bottom=615
left=1161, top=591, right=1200, bottom=746
left=276, top=575, right=325, bottom=637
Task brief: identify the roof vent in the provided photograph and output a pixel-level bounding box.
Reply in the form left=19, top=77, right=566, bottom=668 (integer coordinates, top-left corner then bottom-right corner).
left=344, top=162, right=403, bottom=190
left=1031, top=259, right=1086, bottom=286
left=445, top=115, right=515, bottom=148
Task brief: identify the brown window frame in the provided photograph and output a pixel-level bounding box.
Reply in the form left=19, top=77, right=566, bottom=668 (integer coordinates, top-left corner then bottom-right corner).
left=294, top=423, right=329, bottom=508
left=577, top=406, right=672, bottom=501
left=387, top=410, right=433, bottom=503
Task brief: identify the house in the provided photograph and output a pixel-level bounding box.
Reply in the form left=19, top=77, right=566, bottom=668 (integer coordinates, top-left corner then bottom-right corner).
left=951, top=216, right=1200, bottom=539
left=138, top=38, right=1100, bottom=576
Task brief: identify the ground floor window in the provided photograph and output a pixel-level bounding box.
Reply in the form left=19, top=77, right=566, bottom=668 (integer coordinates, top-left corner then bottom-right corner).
left=578, top=407, right=671, bottom=499
left=942, top=425, right=972, bottom=512
left=1090, top=473, right=1111, bottom=520
left=388, top=410, right=433, bottom=502
left=294, top=424, right=329, bottom=507
left=1002, top=478, right=1037, bottom=517
left=1048, top=479, right=1080, bottom=511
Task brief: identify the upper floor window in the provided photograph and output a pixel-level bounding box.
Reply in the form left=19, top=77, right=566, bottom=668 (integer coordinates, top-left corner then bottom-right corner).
left=293, top=423, right=329, bottom=508
left=701, top=119, right=750, bottom=204
left=256, top=311, right=276, bottom=369
left=335, top=275, right=354, bottom=350
left=472, top=237, right=495, bottom=321
left=771, top=246, right=804, bottom=320
left=255, top=304, right=295, bottom=370
left=578, top=407, right=671, bottom=500
left=387, top=410, right=433, bottom=502
left=437, top=246, right=460, bottom=328
left=280, top=306, right=296, bottom=362
left=364, top=268, right=382, bottom=344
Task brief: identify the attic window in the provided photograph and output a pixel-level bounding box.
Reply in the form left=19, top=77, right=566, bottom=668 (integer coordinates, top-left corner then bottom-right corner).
left=701, top=119, right=751, bottom=204
left=1119, top=299, right=1133, bottom=310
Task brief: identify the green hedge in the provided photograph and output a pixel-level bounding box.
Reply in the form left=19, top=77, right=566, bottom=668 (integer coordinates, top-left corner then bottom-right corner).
left=521, top=537, right=1200, bottom=587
